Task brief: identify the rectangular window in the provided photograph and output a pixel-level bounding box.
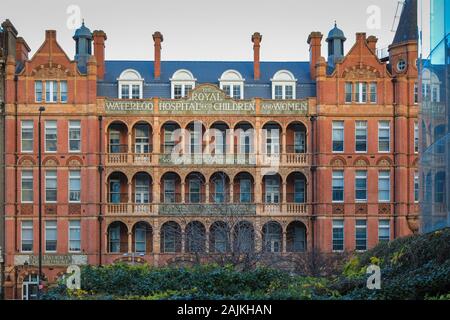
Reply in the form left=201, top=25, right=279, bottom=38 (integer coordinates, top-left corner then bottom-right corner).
left=356, top=82, right=367, bottom=103
left=414, top=172, right=419, bottom=203
left=294, top=179, right=305, bottom=203
left=370, top=82, right=377, bottom=103
left=121, top=85, right=130, bottom=99
left=21, top=221, right=33, bottom=252
left=432, top=86, right=439, bottom=102
left=45, top=220, right=57, bottom=252
left=164, top=179, right=176, bottom=203
left=414, top=82, right=419, bottom=104
left=35, top=81, right=43, bottom=102
left=68, top=120, right=81, bottom=152
left=345, top=82, right=353, bottom=103
left=45, top=81, right=58, bottom=103
left=184, top=85, right=193, bottom=97
left=285, top=85, right=294, bottom=99
left=69, top=220, right=81, bottom=252
left=174, top=85, right=182, bottom=99
left=189, top=179, right=201, bottom=203
left=45, top=170, right=57, bottom=203
left=332, top=171, right=344, bottom=202
left=222, top=85, right=231, bottom=96
left=131, top=85, right=140, bottom=99
left=21, top=120, right=34, bottom=153
left=378, top=171, right=391, bottom=202
left=414, top=121, right=419, bottom=153
left=378, top=220, right=390, bottom=243
left=355, top=121, right=367, bottom=152
left=355, top=171, right=367, bottom=202
left=332, top=220, right=344, bottom=252
left=274, top=85, right=283, bottom=99
left=60, top=81, right=68, bottom=103
left=294, top=131, right=306, bottom=153
left=355, top=220, right=367, bottom=251
left=45, top=120, right=57, bottom=152
left=240, top=179, right=251, bottom=203
left=233, top=85, right=241, bottom=99
left=332, top=121, right=344, bottom=152
left=21, top=170, right=33, bottom=203
left=378, top=121, right=390, bottom=152
left=69, top=170, right=81, bottom=203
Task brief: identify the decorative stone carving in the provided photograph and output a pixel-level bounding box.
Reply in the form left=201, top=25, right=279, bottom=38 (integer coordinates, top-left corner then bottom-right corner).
left=355, top=203, right=368, bottom=215
left=69, top=204, right=81, bottom=215
left=45, top=205, right=57, bottom=215
left=354, top=157, right=369, bottom=167
left=20, top=205, right=33, bottom=215
left=407, top=215, right=420, bottom=234
left=332, top=204, right=345, bottom=215
left=378, top=204, right=391, bottom=215
left=330, top=157, right=346, bottom=167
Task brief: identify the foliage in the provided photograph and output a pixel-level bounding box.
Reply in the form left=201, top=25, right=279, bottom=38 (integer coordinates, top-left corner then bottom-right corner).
left=43, top=228, right=450, bottom=300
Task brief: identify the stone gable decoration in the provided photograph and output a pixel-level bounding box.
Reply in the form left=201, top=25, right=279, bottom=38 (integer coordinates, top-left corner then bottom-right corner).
left=104, top=84, right=309, bottom=116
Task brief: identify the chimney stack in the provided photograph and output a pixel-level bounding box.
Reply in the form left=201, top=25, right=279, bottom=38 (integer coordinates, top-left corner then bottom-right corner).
left=252, top=32, right=262, bottom=81
left=15, top=37, right=30, bottom=64
left=367, top=35, right=378, bottom=54
left=153, top=32, right=163, bottom=79
left=307, top=32, right=323, bottom=79
left=93, top=30, right=107, bottom=80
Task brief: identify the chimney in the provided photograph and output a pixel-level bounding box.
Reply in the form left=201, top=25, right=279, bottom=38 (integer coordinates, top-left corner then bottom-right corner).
left=15, top=37, right=30, bottom=64
left=45, top=30, right=57, bottom=40
left=252, top=32, right=262, bottom=80
left=93, top=30, right=107, bottom=80
left=153, top=32, right=163, bottom=79
left=356, top=32, right=367, bottom=43
left=367, top=35, right=378, bottom=54
left=307, top=32, right=323, bottom=79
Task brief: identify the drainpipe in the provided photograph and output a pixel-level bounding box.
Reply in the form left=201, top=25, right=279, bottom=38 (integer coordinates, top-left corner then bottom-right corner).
left=98, top=115, right=103, bottom=266
left=310, top=115, right=317, bottom=255
left=14, top=75, right=18, bottom=253
left=392, top=78, right=397, bottom=239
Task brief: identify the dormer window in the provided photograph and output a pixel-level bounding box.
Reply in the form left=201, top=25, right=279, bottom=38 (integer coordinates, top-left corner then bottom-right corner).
left=118, top=69, right=144, bottom=99
left=271, top=70, right=297, bottom=100
left=171, top=69, right=196, bottom=99
left=219, top=70, right=244, bottom=99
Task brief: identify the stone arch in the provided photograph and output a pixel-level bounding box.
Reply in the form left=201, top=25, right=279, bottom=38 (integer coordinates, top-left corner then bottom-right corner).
left=18, top=156, right=36, bottom=166
left=376, top=156, right=393, bottom=167
left=66, top=156, right=83, bottom=167
left=330, top=156, right=347, bottom=167
left=42, top=156, right=60, bottom=167
left=353, top=156, right=370, bottom=167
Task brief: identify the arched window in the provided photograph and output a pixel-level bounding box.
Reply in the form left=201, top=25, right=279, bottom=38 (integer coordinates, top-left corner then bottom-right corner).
left=170, top=69, right=196, bottom=99
left=271, top=70, right=297, bottom=100
left=219, top=70, right=244, bottom=99
left=422, top=68, right=441, bottom=103
left=117, top=69, right=144, bottom=99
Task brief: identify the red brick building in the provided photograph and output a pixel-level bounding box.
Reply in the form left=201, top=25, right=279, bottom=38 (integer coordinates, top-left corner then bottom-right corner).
left=2, top=1, right=419, bottom=299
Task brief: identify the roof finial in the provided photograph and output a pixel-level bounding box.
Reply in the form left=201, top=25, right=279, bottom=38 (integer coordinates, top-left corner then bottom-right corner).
left=334, top=20, right=337, bottom=27
left=82, top=19, right=85, bottom=26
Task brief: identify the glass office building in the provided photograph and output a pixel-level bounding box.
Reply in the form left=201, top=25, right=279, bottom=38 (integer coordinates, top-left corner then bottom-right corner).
left=420, top=0, right=450, bottom=232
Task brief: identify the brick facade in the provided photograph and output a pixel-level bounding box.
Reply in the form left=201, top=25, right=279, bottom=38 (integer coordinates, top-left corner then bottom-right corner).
left=2, top=3, right=419, bottom=299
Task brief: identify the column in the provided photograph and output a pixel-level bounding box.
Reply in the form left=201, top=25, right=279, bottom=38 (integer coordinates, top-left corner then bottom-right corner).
left=181, top=182, right=185, bottom=203
left=127, top=232, right=132, bottom=254
left=205, top=182, right=210, bottom=204
left=229, top=183, right=234, bottom=203
left=282, top=231, right=287, bottom=253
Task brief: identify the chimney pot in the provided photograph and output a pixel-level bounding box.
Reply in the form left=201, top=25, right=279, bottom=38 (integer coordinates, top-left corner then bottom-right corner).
left=308, top=32, right=323, bottom=79
left=153, top=32, right=163, bottom=79
left=93, top=30, right=107, bottom=80
left=252, top=32, right=262, bottom=80
left=367, top=35, right=378, bottom=53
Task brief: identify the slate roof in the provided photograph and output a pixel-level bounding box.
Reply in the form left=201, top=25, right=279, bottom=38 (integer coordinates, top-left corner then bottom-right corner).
left=392, top=0, right=418, bottom=45
left=98, top=60, right=317, bottom=99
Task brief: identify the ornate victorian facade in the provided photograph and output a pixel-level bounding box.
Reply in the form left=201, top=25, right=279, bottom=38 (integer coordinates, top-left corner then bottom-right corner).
left=2, top=0, right=419, bottom=300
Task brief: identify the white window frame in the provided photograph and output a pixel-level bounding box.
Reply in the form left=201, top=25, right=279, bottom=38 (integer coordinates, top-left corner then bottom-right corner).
left=68, top=120, right=81, bottom=153
left=378, top=171, right=391, bottom=203
left=355, top=121, right=367, bottom=153
left=378, top=121, right=391, bottom=153
left=271, top=70, right=297, bottom=100
left=21, top=170, right=34, bottom=203
left=117, top=69, right=144, bottom=99
left=45, top=170, right=57, bottom=203
left=332, top=170, right=345, bottom=203
left=355, top=170, right=368, bottom=203
left=45, top=80, right=58, bottom=103
left=35, top=81, right=43, bottom=103
left=60, top=80, right=68, bottom=103
left=69, top=220, right=81, bottom=253
left=332, top=220, right=344, bottom=252
left=414, top=121, right=419, bottom=153
left=355, top=220, right=367, bottom=252
left=21, top=120, right=34, bottom=153
left=69, top=170, right=81, bottom=203
left=170, top=69, right=196, bottom=99
left=369, top=82, right=377, bottom=103
left=378, top=220, right=391, bottom=242
left=355, top=82, right=368, bottom=103
left=45, top=120, right=58, bottom=153
left=219, top=70, right=244, bottom=99
left=332, top=121, right=345, bottom=153
left=45, top=220, right=57, bottom=253
left=21, top=220, right=34, bottom=253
